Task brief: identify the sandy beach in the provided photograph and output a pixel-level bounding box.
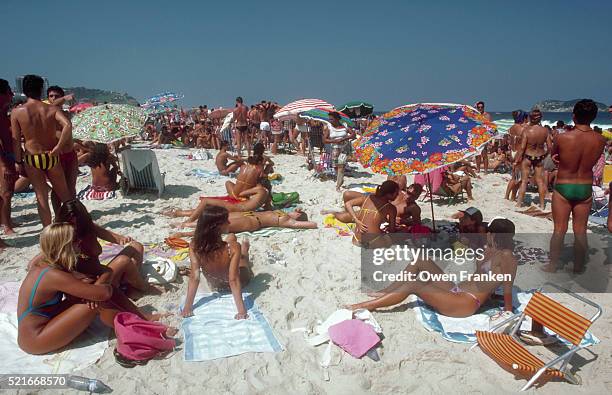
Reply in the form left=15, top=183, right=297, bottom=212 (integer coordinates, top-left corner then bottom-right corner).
left=1, top=147, right=610, bottom=394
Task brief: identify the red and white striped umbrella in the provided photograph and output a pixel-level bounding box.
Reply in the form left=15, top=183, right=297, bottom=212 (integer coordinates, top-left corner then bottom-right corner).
left=273, top=99, right=334, bottom=121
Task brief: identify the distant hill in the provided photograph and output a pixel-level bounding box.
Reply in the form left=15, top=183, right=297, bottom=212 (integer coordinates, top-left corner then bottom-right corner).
left=64, top=87, right=139, bottom=106
left=533, top=99, right=608, bottom=112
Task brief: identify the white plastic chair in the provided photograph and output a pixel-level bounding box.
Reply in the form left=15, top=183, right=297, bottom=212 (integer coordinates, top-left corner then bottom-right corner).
left=120, top=149, right=165, bottom=197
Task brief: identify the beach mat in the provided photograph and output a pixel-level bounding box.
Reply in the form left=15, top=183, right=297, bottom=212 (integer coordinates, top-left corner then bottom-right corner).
left=98, top=240, right=189, bottom=265
left=77, top=185, right=117, bottom=200
left=412, top=291, right=600, bottom=346
left=323, top=214, right=355, bottom=237
left=0, top=281, right=109, bottom=374
left=239, top=227, right=301, bottom=237
left=186, top=168, right=234, bottom=180
left=182, top=293, right=283, bottom=361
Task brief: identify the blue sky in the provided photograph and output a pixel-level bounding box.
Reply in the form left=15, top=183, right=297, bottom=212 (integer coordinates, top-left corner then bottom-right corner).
left=2, top=0, right=611, bottom=111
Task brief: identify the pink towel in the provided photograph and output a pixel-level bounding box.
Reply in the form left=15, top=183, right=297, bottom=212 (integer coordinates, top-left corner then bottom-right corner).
left=328, top=319, right=380, bottom=359
left=414, top=167, right=445, bottom=193
left=114, top=312, right=175, bottom=361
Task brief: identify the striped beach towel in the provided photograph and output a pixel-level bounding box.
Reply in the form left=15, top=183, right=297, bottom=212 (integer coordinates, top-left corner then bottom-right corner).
left=77, top=185, right=117, bottom=200
left=240, top=227, right=300, bottom=237
left=182, top=293, right=283, bottom=361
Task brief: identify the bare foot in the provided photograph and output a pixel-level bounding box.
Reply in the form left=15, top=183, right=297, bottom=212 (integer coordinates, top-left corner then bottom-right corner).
left=148, top=312, right=172, bottom=321
left=161, top=209, right=179, bottom=217
left=2, top=226, right=16, bottom=235
left=165, top=327, right=179, bottom=337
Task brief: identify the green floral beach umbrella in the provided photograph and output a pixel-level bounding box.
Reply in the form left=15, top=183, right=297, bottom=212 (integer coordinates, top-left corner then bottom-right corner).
left=72, top=104, right=147, bottom=143
left=336, top=101, right=374, bottom=118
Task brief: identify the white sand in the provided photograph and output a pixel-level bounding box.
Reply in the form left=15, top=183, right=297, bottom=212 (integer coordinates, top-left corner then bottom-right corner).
left=1, top=148, right=610, bottom=394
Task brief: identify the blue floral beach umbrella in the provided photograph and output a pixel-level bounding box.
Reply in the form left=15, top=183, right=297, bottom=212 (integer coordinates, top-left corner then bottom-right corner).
left=142, top=92, right=183, bottom=108
left=354, top=103, right=497, bottom=176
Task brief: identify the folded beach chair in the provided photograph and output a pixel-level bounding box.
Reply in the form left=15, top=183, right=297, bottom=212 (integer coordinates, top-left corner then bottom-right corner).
left=471, top=282, right=601, bottom=391
left=120, top=149, right=165, bottom=197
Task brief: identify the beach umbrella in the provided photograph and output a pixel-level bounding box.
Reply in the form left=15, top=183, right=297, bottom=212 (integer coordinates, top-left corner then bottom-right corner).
left=299, top=108, right=355, bottom=127
left=273, top=99, right=334, bottom=121
left=143, top=92, right=183, bottom=107
left=209, top=108, right=233, bottom=119
left=72, top=104, right=147, bottom=143
left=337, top=101, right=374, bottom=118
left=69, top=102, right=94, bottom=114
left=354, top=103, right=497, bottom=229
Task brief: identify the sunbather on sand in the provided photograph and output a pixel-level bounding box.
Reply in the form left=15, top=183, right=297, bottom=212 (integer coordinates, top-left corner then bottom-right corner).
left=81, top=143, right=120, bottom=191
left=182, top=206, right=253, bottom=320
left=349, top=219, right=517, bottom=318
left=170, top=208, right=318, bottom=237
left=18, top=224, right=169, bottom=355
left=53, top=200, right=153, bottom=295
left=163, top=185, right=269, bottom=226
left=440, top=169, right=474, bottom=200
left=225, top=153, right=265, bottom=199
left=215, top=140, right=244, bottom=176
left=345, top=181, right=399, bottom=248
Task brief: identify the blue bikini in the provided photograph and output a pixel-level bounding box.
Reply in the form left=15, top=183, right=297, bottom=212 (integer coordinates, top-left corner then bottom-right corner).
left=17, top=267, right=63, bottom=322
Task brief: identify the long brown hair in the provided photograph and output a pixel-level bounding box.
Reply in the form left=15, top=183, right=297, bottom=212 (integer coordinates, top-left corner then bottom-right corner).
left=192, top=206, right=229, bottom=256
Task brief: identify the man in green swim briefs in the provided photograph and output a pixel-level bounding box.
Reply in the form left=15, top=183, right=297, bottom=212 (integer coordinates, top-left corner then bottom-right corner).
left=546, top=99, right=606, bottom=273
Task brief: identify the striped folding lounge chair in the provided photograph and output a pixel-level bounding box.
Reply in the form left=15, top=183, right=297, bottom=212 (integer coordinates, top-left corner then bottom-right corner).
left=471, top=282, right=601, bottom=391
left=120, top=149, right=165, bottom=197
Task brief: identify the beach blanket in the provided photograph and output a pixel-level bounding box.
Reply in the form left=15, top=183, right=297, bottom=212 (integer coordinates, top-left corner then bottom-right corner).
left=77, top=185, right=117, bottom=200
left=323, top=214, right=355, bottom=237
left=182, top=293, right=283, bottom=361
left=412, top=291, right=600, bottom=346
left=13, top=191, right=36, bottom=199
left=98, top=240, right=188, bottom=265
left=240, top=227, right=301, bottom=237
left=0, top=281, right=109, bottom=374
left=186, top=168, right=235, bottom=180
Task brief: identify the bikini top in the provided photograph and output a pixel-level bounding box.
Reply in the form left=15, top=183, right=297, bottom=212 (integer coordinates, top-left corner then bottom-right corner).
left=329, top=125, right=347, bottom=139
left=358, top=197, right=390, bottom=221
left=18, top=267, right=63, bottom=322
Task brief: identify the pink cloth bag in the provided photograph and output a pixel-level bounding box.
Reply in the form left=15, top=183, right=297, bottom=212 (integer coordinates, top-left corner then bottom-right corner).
left=328, top=319, right=380, bottom=359
left=114, top=312, right=175, bottom=361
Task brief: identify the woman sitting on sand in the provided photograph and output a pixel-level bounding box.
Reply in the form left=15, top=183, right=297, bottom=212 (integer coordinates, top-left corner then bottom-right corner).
left=18, top=223, right=164, bottom=355
left=439, top=168, right=474, bottom=200
left=225, top=152, right=266, bottom=199
left=344, top=181, right=399, bottom=248
left=215, top=140, right=244, bottom=176
left=350, top=218, right=517, bottom=317
left=170, top=208, right=318, bottom=237
left=182, top=206, right=253, bottom=320
left=54, top=200, right=151, bottom=295
left=81, top=143, right=120, bottom=191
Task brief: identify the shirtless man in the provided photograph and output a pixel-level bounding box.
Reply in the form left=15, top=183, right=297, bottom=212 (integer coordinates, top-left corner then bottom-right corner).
left=47, top=86, right=78, bottom=213
left=0, top=79, right=17, bottom=244
left=505, top=110, right=527, bottom=201
left=248, top=104, right=261, bottom=147
left=547, top=100, right=606, bottom=273
left=233, top=97, right=249, bottom=157
left=216, top=140, right=244, bottom=176
left=10, top=75, right=72, bottom=226
left=475, top=101, right=491, bottom=173
left=515, top=109, right=551, bottom=209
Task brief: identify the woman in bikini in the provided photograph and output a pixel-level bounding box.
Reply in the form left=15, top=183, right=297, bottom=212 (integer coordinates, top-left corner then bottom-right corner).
left=170, top=208, right=318, bottom=237
left=81, top=143, right=120, bottom=191
left=344, top=180, right=399, bottom=248
left=350, top=218, right=517, bottom=317
left=54, top=200, right=152, bottom=295
left=225, top=153, right=265, bottom=200
left=18, top=223, right=162, bottom=355
left=182, top=206, right=252, bottom=320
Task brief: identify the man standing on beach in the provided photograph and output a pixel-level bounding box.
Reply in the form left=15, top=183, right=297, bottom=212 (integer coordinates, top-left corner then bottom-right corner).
left=505, top=110, right=527, bottom=201
left=10, top=75, right=72, bottom=227
left=475, top=101, right=491, bottom=173
left=515, top=109, right=551, bottom=209
left=0, top=79, right=17, bottom=245
left=47, top=86, right=78, bottom=213
left=233, top=97, right=249, bottom=157
left=547, top=100, right=605, bottom=272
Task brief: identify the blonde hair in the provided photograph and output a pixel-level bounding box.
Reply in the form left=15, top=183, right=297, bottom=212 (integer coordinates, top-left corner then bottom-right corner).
left=39, top=223, right=77, bottom=271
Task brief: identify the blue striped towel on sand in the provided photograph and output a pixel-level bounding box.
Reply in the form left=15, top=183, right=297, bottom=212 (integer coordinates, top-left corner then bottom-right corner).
left=185, top=169, right=235, bottom=179
left=413, top=291, right=600, bottom=346
left=182, top=293, right=283, bottom=361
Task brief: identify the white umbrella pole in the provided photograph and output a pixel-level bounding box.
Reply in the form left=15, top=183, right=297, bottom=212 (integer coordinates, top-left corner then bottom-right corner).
left=426, top=173, right=436, bottom=232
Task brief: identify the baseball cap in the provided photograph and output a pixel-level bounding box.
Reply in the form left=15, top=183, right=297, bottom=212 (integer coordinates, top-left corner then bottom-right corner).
left=459, top=207, right=483, bottom=223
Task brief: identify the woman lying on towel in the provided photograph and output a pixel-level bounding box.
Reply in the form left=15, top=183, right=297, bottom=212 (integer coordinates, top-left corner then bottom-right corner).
left=182, top=206, right=253, bottom=320
left=53, top=200, right=153, bottom=295
left=349, top=218, right=517, bottom=318
left=170, top=208, right=318, bottom=237
left=327, top=181, right=399, bottom=248
left=162, top=185, right=269, bottom=226
left=18, top=224, right=164, bottom=355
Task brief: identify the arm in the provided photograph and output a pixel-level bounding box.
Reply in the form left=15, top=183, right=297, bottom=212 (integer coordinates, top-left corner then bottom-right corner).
left=50, top=110, right=72, bottom=156
left=227, top=241, right=248, bottom=319
left=53, top=269, right=113, bottom=301
left=238, top=186, right=263, bottom=198
left=551, top=135, right=560, bottom=164
left=50, top=94, right=74, bottom=107
left=500, top=252, right=518, bottom=311
left=515, top=135, right=527, bottom=164
left=182, top=248, right=201, bottom=317
left=322, top=126, right=333, bottom=144
left=94, top=224, right=132, bottom=245
left=10, top=111, right=23, bottom=164
left=344, top=195, right=368, bottom=232
left=385, top=205, right=397, bottom=233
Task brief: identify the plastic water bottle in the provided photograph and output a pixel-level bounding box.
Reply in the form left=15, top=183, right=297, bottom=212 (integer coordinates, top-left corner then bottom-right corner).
left=66, top=375, right=112, bottom=393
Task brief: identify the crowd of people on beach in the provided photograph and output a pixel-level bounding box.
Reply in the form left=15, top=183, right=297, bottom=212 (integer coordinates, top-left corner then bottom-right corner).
left=0, top=75, right=611, bottom=361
